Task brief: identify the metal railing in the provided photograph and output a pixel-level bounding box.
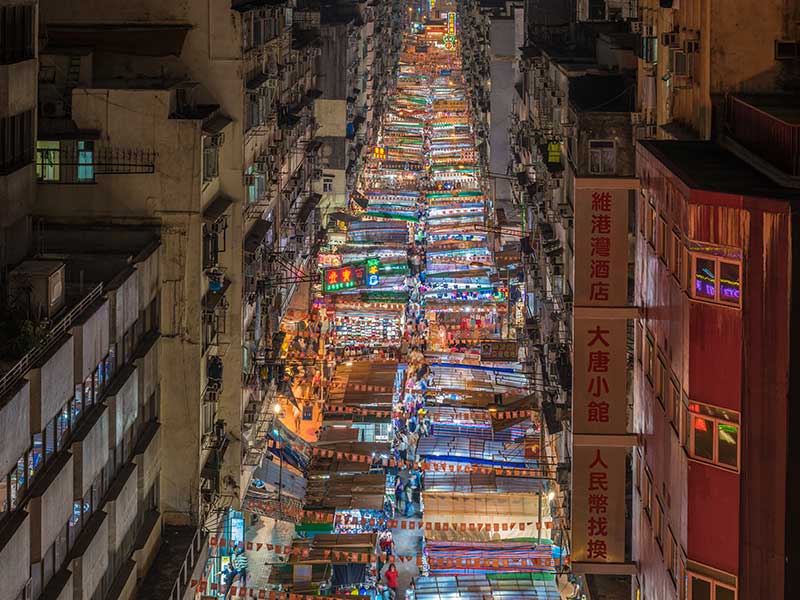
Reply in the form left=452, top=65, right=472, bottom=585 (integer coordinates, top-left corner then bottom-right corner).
left=726, top=94, right=800, bottom=176
left=167, top=527, right=207, bottom=600
left=0, top=283, right=103, bottom=402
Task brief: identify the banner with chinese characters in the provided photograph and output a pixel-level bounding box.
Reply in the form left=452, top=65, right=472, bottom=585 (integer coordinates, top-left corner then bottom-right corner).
left=572, top=318, right=627, bottom=435
left=573, top=189, right=629, bottom=306
left=571, top=445, right=626, bottom=564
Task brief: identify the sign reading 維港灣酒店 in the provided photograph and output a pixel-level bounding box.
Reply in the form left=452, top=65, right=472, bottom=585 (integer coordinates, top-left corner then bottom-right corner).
left=322, top=258, right=380, bottom=293
left=573, top=189, right=629, bottom=307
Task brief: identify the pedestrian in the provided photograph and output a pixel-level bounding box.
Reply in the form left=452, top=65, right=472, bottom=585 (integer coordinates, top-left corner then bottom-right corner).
left=384, top=563, right=399, bottom=598
left=221, top=562, right=235, bottom=599
left=395, top=478, right=405, bottom=513
left=405, top=580, right=416, bottom=599
left=233, top=546, right=248, bottom=588
left=293, top=404, right=302, bottom=432
left=404, top=482, right=415, bottom=517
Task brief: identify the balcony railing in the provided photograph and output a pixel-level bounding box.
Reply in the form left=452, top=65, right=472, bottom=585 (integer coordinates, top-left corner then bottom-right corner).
left=167, top=528, right=207, bottom=600
left=725, top=94, right=800, bottom=177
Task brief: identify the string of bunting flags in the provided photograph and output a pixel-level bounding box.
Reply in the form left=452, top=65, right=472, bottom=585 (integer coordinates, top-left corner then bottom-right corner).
left=267, top=440, right=555, bottom=477
left=208, top=520, right=553, bottom=554
left=322, top=404, right=534, bottom=421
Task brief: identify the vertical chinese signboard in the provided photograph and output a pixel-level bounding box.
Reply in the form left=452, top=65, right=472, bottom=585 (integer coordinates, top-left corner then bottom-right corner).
left=572, top=186, right=631, bottom=566
left=572, top=446, right=627, bottom=563
left=573, top=189, right=629, bottom=306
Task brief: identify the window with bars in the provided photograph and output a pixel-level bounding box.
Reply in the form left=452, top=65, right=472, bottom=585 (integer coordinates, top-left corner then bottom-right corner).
left=588, top=140, right=616, bottom=175
left=0, top=110, right=34, bottom=174
left=0, top=5, right=34, bottom=64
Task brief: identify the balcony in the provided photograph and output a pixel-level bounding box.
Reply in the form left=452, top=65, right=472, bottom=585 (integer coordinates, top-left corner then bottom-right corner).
left=724, top=94, right=800, bottom=184
left=139, top=526, right=208, bottom=600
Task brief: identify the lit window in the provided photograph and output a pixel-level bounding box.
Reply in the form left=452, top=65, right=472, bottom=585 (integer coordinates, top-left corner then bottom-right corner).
left=588, top=140, right=616, bottom=175
left=691, top=253, right=742, bottom=307
left=36, top=140, right=60, bottom=182
left=688, top=402, right=739, bottom=470
left=77, top=141, right=95, bottom=182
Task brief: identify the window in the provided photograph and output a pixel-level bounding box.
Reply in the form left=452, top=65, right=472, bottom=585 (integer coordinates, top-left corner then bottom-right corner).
left=667, top=530, right=679, bottom=586
left=647, top=202, right=656, bottom=247
left=688, top=402, right=740, bottom=470
left=322, top=176, right=334, bottom=193
left=1, top=110, right=34, bottom=174
left=639, top=192, right=647, bottom=235
left=77, top=141, right=95, bottom=182
left=641, top=35, right=658, bottom=64
left=655, top=356, right=666, bottom=407
left=669, top=378, right=680, bottom=430
left=645, top=334, right=654, bottom=383
left=642, top=467, right=652, bottom=517
left=672, top=230, right=683, bottom=281
left=635, top=321, right=643, bottom=364
left=658, top=217, right=668, bottom=262
left=689, top=574, right=736, bottom=600
left=653, top=497, right=663, bottom=548
left=588, top=140, right=616, bottom=175
left=0, top=5, right=35, bottom=64
left=36, top=141, right=60, bottom=181
left=691, top=254, right=742, bottom=307
left=203, top=134, right=223, bottom=182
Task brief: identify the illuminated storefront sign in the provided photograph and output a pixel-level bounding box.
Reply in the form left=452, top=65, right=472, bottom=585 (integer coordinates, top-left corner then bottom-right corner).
left=322, top=258, right=381, bottom=293
left=373, top=146, right=387, bottom=160
left=447, top=12, right=456, bottom=35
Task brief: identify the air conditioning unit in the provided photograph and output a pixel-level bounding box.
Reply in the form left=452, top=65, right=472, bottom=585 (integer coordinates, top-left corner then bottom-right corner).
left=8, top=260, right=66, bottom=320
left=40, top=99, right=66, bottom=118
left=630, top=21, right=643, bottom=34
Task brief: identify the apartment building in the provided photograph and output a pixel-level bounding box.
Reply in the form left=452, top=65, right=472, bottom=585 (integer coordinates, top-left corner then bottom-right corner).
left=634, top=0, right=800, bottom=140
left=0, top=0, right=37, bottom=267
left=511, top=16, right=639, bottom=597
left=28, top=0, right=320, bottom=597
left=632, top=129, right=800, bottom=599
left=0, top=228, right=161, bottom=600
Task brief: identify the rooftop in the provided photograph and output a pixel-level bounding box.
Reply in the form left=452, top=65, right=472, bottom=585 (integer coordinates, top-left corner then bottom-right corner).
left=0, top=224, right=158, bottom=382
left=639, top=141, right=798, bottom=201
left=569, top=73, right=635, bottom=112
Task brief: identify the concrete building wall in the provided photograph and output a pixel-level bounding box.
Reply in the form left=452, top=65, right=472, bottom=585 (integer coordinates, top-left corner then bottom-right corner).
left=72, top=300, right=111, bottom=385
left=0, top=381, right=31, bottom=476
left=107, top=464, right=138, bottom=554
left=107, top=366, right=138, bottom=449
left=0, top=513, right=31, bottom=600
left=29, top=453, right=74, bottom=563
left=29, top=335, right=74, bottom=432
left=489, top=17, right=517, bottom=203
left=72, top=407, right=110, bottom=497
left=71, top=512, right=109, bottom=600
left=316, top=99, right=348, bottom=138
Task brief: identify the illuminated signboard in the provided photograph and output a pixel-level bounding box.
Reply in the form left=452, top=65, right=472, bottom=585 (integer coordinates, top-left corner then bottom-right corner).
left=365, top=257, right=380, bottom=287
left=447, top=12, right=456, bottom=35
left=373, top=146, right=387, bottom=160
left=547, top=141, right=561, bottom=164
left=322, top=258, right=380, bottom=293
